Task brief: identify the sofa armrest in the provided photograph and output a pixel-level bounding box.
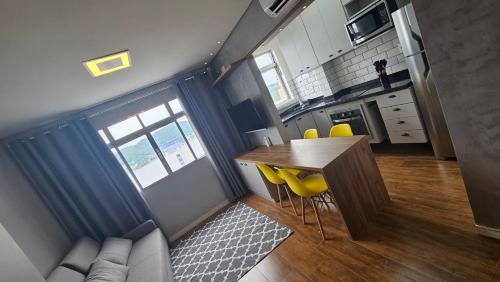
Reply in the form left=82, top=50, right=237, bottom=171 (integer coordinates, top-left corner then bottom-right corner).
left=122, top=220, right=157, bottom=241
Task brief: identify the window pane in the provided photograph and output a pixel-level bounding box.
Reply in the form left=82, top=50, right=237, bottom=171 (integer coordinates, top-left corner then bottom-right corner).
left=151, top=122, right=195, bottom=172
left=118, top=135, right=168, bottom=188
left=111, top=148, right=139, bottom=189
left=168, top=98, right=183, bottom=114
left=108, top=116, right=143, bottom=140
left=98, top=130, right=110, bottom=144
left=261, top=68, right=290, bottom=105
left=177, top=116, right=205, bottom=158
left=138, top=104, right=170, bottom=127
left=255, top=53, right=274, bottom=69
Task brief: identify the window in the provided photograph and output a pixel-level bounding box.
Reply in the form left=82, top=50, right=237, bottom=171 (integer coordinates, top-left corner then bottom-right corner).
left=98, top=98, right=206, bottom=189
left=255, top=51, right=292, bottom=106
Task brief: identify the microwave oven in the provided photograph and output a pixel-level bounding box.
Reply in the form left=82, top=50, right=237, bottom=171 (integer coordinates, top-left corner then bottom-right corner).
left=345, top=0, right=398, bottom=47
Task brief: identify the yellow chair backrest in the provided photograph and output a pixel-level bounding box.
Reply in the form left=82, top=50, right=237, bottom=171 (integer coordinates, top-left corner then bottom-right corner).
left=304, top=129, right=319, bottom=139
left=329, top=124, right=354, bottom=137
left=256, top=164, right=285, bottom=185
left=278, top=169, right=315, bottom=197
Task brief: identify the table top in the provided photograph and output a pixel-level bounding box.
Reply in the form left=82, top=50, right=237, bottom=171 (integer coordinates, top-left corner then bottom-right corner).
left=235, top=135, right=367, bottom=170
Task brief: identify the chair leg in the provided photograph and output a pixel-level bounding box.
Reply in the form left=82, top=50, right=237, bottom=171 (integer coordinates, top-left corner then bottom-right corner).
left=284, top=187, right=299, bottom=216
left=320, top=193, right=329, bottom=209
left=301, top=197, right=306, bottom=225
left=309, top=198, right=326, bottom=240
left=276, top=184, right=283, bottom=208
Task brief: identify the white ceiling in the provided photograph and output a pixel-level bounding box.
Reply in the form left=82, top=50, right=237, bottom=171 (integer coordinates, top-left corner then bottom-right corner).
left=0, top=0, right=252, bottom=138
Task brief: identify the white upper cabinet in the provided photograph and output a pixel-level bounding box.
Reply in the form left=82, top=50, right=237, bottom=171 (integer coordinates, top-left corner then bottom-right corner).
left=316, top=0, right=353, bottom=59
left=278, top=0, right=351, bottom=76
left=300, top=1, right=336, bottom=64
left=302, top=0, right=353, bottom=64
left=277, top=25, right=303, bottom=79
left=277, top=17, right=319, bottom=78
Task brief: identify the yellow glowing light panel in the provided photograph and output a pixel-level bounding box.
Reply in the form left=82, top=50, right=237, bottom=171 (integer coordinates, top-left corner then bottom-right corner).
left=83, top=50, right=131, bottom=77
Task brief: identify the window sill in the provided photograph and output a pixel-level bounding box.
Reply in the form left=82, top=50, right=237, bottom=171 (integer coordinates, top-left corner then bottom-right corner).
left=276, top=98, right=299, bottom=113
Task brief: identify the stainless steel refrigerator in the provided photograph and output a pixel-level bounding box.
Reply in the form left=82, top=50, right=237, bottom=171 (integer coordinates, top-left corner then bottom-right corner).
left=392, top=4, right=455, bottom=159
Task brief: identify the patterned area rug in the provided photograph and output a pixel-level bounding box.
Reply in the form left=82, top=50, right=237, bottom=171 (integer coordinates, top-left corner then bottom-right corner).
left=170, top=202, right=292, bottom=281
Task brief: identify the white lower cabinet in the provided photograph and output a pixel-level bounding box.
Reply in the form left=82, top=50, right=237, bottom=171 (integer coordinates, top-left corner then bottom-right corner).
left=311, top=109, right=332, bottom=137
left=235, top=161, right=273, bottom=201
left=283, top=120, right=302, bottom=140
left=376, top=88, right=428, bottom=144
left=387, top=129, right=427, bottom=143
left=295, top=112, right=318, bottom=138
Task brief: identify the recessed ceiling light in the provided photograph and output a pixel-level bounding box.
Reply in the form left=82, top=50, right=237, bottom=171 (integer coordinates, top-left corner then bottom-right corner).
left=83, top=50, right=131, bottom=77
left=210, top=52, right=214, bottom=56
left=303, top=5, right=307, bottom=9
left=279, top=28, right=283, bottom=31
left=217, top=41, right=221, bottom=44
left=204, top=62, right=208, bottom=65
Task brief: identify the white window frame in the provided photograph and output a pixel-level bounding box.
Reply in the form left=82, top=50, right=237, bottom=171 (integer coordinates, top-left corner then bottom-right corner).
left=254, top=51, right=295, bottom=109
left=91, top=89, right=205, bottom=189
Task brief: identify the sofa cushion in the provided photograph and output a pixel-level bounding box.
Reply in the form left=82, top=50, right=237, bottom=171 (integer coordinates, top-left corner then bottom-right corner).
left=85, top=259, right=128, bottom=282
left=60, top=237, right=100, bottom=274
left=126, top=228, right=174, bottom=282
left=47, top=266, right=85, bottom=282
left=95, top=237, right=132, bottom=265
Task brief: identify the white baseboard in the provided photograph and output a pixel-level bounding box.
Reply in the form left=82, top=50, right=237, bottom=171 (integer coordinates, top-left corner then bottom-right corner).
left=169, top=199, right=231, bottom=242
left=475, top=224, right=500, bottom=240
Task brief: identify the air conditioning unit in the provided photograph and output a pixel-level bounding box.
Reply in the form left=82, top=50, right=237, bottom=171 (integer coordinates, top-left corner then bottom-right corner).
left=259, top=0, right=299, bottom=17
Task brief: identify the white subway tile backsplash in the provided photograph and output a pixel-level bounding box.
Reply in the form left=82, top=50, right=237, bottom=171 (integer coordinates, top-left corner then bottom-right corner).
left=367, top=37, right=383, bottom=49
left=290, top=29, right=406, bottom=101
left=354, top=45, right=369, bottom=56
left=351, top=54, right=364, bottom=64
left=382, top=30, right=398, bottom=42
left=376, top=41, right=394, bottom=53
left=343, top=51, right=355, bottom=60
left=386, top=46, right=402, bottom=58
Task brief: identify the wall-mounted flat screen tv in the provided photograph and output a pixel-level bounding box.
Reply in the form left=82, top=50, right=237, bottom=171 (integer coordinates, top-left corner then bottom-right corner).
left=227, top=99, right=267, bottom=133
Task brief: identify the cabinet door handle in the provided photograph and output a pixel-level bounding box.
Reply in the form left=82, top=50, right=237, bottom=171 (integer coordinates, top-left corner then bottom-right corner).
left=393, top=108, right=401, bottom=111
left=389, top=95, right=397, bottom=98
left=244, top=163, right=248, bottom=166
left=329, top=54, right=334, bottom=58
left=306, top=66, right=310, bottom=69
left=297, top=117, right=302, bottom=121
left=397, top=121, right=405, bottom=124
left=319, top=110, right=324, bottom=113
left=338, top=49, right=343, bottom=53
left=300, top=70, right=304, bottom=73
left=284, top=124, right=288, bottom=127
left=401, top=133, right=410, bottom=137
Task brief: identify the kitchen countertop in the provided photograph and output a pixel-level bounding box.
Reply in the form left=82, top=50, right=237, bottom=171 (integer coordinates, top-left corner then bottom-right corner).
left=281, top=77, right=412, bottom=123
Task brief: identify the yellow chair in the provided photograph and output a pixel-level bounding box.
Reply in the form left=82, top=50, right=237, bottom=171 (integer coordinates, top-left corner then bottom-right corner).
left=278, top=169, right=332, bottom=240
left=329, top=124, right=354, bottom=137
left=304, top=129, right=319, bottom=139
left=256, top=164, right=301, bottom=216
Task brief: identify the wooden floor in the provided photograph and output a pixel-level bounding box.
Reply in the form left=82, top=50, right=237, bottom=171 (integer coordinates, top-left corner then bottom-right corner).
left=239, top=149, right=500, bottom=281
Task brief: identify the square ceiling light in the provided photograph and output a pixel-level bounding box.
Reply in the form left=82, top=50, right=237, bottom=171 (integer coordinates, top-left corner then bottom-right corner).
left=83, top=50, right=131, bottom=77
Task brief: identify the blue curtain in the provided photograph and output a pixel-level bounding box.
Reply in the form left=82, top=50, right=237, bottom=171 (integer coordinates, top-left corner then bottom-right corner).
left=8, top=119, right=154, bottom=241
left=177, top=73, right=248, bottom=201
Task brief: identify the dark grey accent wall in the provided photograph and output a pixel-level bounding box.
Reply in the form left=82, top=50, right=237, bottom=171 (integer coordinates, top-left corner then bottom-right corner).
left=411, top=0, right=500, bottom=229
left=0, top=146, right=71, bottom=277
left=221, top=59, right=288, bottom=146
left=212, top=0, right=286, bottom=72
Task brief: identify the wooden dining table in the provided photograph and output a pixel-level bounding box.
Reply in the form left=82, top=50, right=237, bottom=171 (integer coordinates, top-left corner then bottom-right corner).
left=235, top=135, right=390, bottom=240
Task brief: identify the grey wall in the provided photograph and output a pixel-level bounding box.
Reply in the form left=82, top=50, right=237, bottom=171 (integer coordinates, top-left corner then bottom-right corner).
left=143, top=157, right=227, bottom=239
left=213, top=0, right=289, bottom=72
left=410, top=0, right=500, bottom=229
left=0, top=222, right=46, bottom=282
left=0, top=146, right=71, bottom=277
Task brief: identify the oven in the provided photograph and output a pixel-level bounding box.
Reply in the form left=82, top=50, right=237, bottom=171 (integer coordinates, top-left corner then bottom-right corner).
left=330, top=109, right=370, bottom=136
left=345, top=0, right=396, bottom=47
